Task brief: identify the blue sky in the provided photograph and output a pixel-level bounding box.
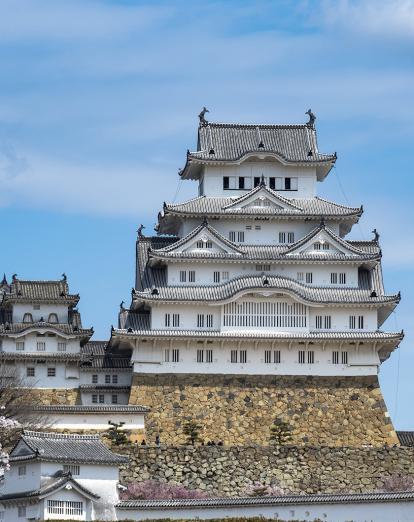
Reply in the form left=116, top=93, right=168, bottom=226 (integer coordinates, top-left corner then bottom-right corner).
left=0, top=0, right=413, bottom=428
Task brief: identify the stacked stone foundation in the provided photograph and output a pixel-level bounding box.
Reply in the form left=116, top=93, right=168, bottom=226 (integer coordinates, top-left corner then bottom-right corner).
left=31, top=387, right=80, bottom=405
left=129, top=373, right=398, bottom=447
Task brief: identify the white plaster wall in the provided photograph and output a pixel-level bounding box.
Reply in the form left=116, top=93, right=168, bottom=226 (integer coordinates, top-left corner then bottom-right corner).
left=179, top=219, right=341, bottom=243
left=13, top=303, right=69, bottom=324
left=167, top=262, right=359, bottom=287
left=150, top=302, right=377, bottom=333
left=13, top=360, right=79, bottom=389
left=80, top=391, right=130, bottom=405
left=79, top=371, right=132, bottom=387
left=43, top=488, right=90, bottom=520
left=0, top=461, right=41, bottom=495
left=38, top=413, right=145, bottom=430
left=1, top=332, right=81, bottom=354
left=201, top=163, right=317, bottom=198
left=115, top=500, right=414, bottom=522
left=0, top=503, right=41, bottom=522
left=133, top=341, right=380, bottom=376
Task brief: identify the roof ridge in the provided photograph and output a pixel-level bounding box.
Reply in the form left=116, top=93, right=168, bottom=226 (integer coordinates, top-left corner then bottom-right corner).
left=23, top=430, right=100, bottom=440
left=203, top=122, right=312, bottom=129
left=315, top=195, right=361, bottom=211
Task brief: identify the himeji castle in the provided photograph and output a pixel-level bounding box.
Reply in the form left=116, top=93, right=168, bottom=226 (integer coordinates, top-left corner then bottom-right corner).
left=111, top=109, right=403, bottom=447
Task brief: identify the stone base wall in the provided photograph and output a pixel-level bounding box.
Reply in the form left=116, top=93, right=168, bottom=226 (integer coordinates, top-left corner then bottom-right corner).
left=129, top=374, right=398, bottom=447
left=31, top=388, right=80, bottom=405
left=119, top=445, right=414, bottom=497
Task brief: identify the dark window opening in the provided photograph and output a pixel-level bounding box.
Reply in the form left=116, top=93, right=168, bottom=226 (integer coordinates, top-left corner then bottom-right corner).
left=223, top=176, right=229, bottom=189
left=254, top=177, right=261, bottom=187
left=269, top=177, right=275, bottom=189
left=285, top=177, right=291, bottom=190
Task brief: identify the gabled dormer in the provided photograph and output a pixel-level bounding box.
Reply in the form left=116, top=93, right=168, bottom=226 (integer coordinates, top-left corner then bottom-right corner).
left=285, top=222, right=372, bottom=258
left=151, top=221, right=244, bottom=257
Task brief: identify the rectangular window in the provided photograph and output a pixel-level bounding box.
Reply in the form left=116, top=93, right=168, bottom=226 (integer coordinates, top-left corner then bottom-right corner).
left=63, top=464, right=80, bottom=476
left=47, top=500, right=83, bottom=517
left=197, top=349, right=204, bottom=363
left=240, top=350, right=247, bottom=364
left=229, top=231, right=236, bottom=242
left=323, top=242, right=330, bottom=250
left=111, top=394, right=118, bottom=404
left=274, top=350, right=281, bottom=364
left=206, top=314, right=213, bottom=328
left=275, top=177, right=283, bottom=190
left=287, top=232, right=295, bottom=243
left=238, top=176, right=245, bottom=189
left=316, top=315, right=323, bottom=329
left=112, top=375, right=118, bottom=384
left=188, top=270, right=195, bottom=282
left=297, top=272, right=304, bottom=282
left=298, top=350, right=305, bottom=364
left=18, top=465, right=26, bottom=476
left=165, top=313, right=171, bottom=327
left=349, top=315, right=356, bottom=329
left=314, top=242, right=321, bottom=250
left=196, top=240, right=203, bottom=248
left=324, top=316, right=332, bottom=329
left=105, top=375, right=111, bottom=384
left=307, top=351, right=315, bottom=364
left=164, top=349, right=170, bottom=362
left=92, top=374, right=98, bottom=384
left=342, top=351, right=348, bottom=364
left=57, top=342, right=66, bottom=352
left=33, top=304, right=40, bottom=310
left=305, top=272, right=313, bottom=284
left=197, top=314, right=204, bottom=328
left=18, top=506, right=26, bottom=518
left=99, top=394, right=104, bottom=403
left=358, top=315, right=364, bottom=329
left=179, top=270, right=186, bottom=282
left=330, top=272, right=338, bottom=284
left=222, top=271, right=229, bottom=281
left=264, top=350, right=271, bottom=363
left=206, top=349, right=213, bottom=363
left=279, top=232, right=286, bottom=243
left=47, top=367, right=56, bottom=377
left=269, top=177, right=275, bottom=190
left=92, top=394, right=98, bottom=403
left=246, top=225, right=252, bottom=230
left=255, top=225, right=261, bottom=230
left=37, top=341, right=46, bottom=351
left=26, top=367, right=35, bottom=377
left=172, top=349, right=180, bottom=363
left=230, top=350, right=238, bottom=363
left=238, top=231, right=245, bottom=242
left=339, top=273, right=346, bottom=284
left=284, top=177, right=298, bottom=190
left=332, top=351, right=339, bottom=364
left=172, top=314, right=180, bottom=327
left=254, top=176, right=261, bottom=187
left=213, top=271, right=220, bottom=283
left=228, top=176, right=237, bottom=189
left=285, top=177, right=291, bottom=190
left=223, top=176, right=229, bottom=189
left=16, top=341, right=25, bottom=351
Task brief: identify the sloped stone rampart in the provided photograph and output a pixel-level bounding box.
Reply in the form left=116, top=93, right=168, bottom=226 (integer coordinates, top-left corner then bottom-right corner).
left=129, top=374, right=398, bottom=447
left=119, top=444, right=414, bottom=497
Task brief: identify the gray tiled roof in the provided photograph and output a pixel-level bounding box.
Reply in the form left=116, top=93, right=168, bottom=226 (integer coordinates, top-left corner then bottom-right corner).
left=150, top=223, right=380, bottom=263
left=80, top=341, right=132, bottom=370
left=117, top=490, right=414, bottom=510
left=133, top=274, right=399, bottom=306
left=0, top=352, right=82, bottom=361
left=1, top=276, right=79, bottom=305
left=10, top=430, right=129, bottom=464
left=162, top=194, right=361, bottom=218
left=180, top=122, right=336, bottom=180
left=0, top=321, right=93, bottom=339
left=397, top=431, right=414, bottom=446
left=0, top=474, right=100, bottom=503
left=32, top=405, right=148, bottom=414
left=79, top=384, right=131, bottom=392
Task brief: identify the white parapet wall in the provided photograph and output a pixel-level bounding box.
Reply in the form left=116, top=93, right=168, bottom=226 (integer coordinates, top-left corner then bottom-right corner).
left=115, top=492, right=414, bottom=522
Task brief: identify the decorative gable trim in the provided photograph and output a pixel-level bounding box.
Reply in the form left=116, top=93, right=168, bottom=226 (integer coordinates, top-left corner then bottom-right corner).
left=223, top=183, right=301, bottom=212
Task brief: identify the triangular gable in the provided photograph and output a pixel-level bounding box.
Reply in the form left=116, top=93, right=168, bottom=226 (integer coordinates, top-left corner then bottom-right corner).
left=285, top=224, right=368, bottom=257
left=153, top=222, right=244, bottom=255
left=39, top=477, right=100, bottom=501
left=223, top=185, right=302, bottom=212
left=10, top=439, right=36, bottom=458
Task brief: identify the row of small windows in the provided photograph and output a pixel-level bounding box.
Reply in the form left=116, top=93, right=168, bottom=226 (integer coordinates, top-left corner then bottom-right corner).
left=92, top=374, right=118, bottom=384
left=162, top=349, right=349, bottom=365
left=227, top=231, right=295, bottom=244
left=314, top=242, right=330, bottom=251
left=47, top=500, right=83, bottom=517
left=166, top=313, right=214, bottom=329
left=164, top=313, right=180, bottom=327
left=297, top=272, right=347, bottom=285
left=23, top=312, right=59, bottom=323
left=92, top=394, right=120, bottom=404
left=179, top=270, right=195, bottom=283
left=315, top=315, right=365, bottom=330
left=196, top=240, right=213, bottom=249
left=18, top=463, right=80, bottom=476
left=16, top=341, right=67, bottom=352
left=26, top=367, right=56, bottom=377
left=223, top=176, right=298, bottom=191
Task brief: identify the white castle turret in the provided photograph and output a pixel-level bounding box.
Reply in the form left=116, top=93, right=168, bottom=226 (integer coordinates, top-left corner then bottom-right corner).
left=112, top=110, right=402, bottom=447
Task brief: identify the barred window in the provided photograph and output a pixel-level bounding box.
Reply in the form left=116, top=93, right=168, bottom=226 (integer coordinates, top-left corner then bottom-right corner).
left=179, top=270, right=186, bottom=282
left=18, top=506, right=26, bottom=518
left=213, top=271, right=220, bottom=283
left=339, top=273, right=346, bottom=284
left=358, top=315, right=364, bottom=329
left=99, top=394, right=104, bottom=403
left=47, top=500, right=83, bottom=517
left=307, top=351, right=315, bottom=364
left=229, top=231, right=236, bottom=242
left=111, top=394, right=118, bottom=404
left=105, top=374, right=111, bottom=384
left=332, top=351, right=339, bottom=364
left=164, top=349, right=170, bottom=362
left=256, top=264, right=271, bottom=272
left=230, top=350, right=238, bottom=363
left=222, top=271, right=229, bottom=281
left=37, top=342, right=46, bottom=351
left=112, top=375, right=118, bottom=384
left=47, top=367, right=56, bottom=377
left=297, top=272, right=304, bottom=282
left=26, top=367, right=35, bottom=377
left=57, top=342, right=66, bottom=352
left=172, top=314, right=180, bottom=327
left=264, top=350, right=280, bottom=364
left=206, top=314, right=213, bottom=328
left=314, top=242, right=321, bottom=250
left=197, top=349, right=204, bottom=363
left=238, top=231, right=245, bottom=242
left=240, top=350, right=247, bottom=364
left=287, top=232, right=295, bottom=243
left=315, top=315, right=323, bottom=329
left=298, top=350, right=305, bottom=364
left=305, top=272, right=313, bottom=284
left=92, top=394, right=98, bottom=403
left=342, top=351, right=348, bottom=364
left=279, top=232, right=286, bottom=243
left=172, top=349, right=180, bottom=363
left=330, top=272, right=338, bottom=284
left=63, top=464, right=80, bottom=476
left=324, top=315, right=332, bottom=329
left=188, top=270, right=195, bottom=282
left=165, top=313, right=171, bottom=327
left=323, top=242, right=330, bottom=250
left=265, top=349, right=271, bottom=363
left=92, top=374, right=98, bottom=384
left=206, top=349, right=213, bottom=363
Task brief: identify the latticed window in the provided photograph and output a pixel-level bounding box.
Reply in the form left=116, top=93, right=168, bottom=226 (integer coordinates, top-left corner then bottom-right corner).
left=342, top=351, right=348, bottom=364
left=305, top=272, right=313, bottom=284
left=92, top=374, right=98, bottom=384
left=307, top=351, right=315, bottom=364
left=179, top=271, right=186, bottom=282
left=287, top=232, right=295, bottom=243
left=197, top=349, right=204, bottom=363
left=172, top=349, right=180, bottom=362
left=172, top=314, right=180, bottom=327
left=213, top=271, right=220, bottom=283
left=23, top=313, right=33, bottom=323
left=238, top=231, right=245, bottom=242
left=63, top=464, right=80, bottom=476
left=256, top=264, right=270, bottom=272
left=26, top=367, right=35, bottom=377
left=165, top=313, right=170, bottom=327
left=16, top=342, right=25, bottom=351
left=223, top=300, right=307, bottom=328
left=189, top=270, right=195, bottom=282
left=229, top=231, right=236, bottom=242
left=349, top=315, right=363, bottom=329
left=47, top=367, right=56, bottom=377
left=264, top=350, right=281, bottom=364
left=37, top=342, right=46, bottom=351
left=47, top=500, right=83, bottom=517
left=57, top=342, right=66, bottom=352
left=105, top=375, right=111, bottom=384
left=240, top=350, right=247, bottom=364
left=298, top=350, right=305, bottom=364
left=206, top=349, right=213, bottom=363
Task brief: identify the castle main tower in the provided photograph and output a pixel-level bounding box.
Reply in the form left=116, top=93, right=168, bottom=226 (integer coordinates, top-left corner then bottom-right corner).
left=112, top=110, right=402, bottom=447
